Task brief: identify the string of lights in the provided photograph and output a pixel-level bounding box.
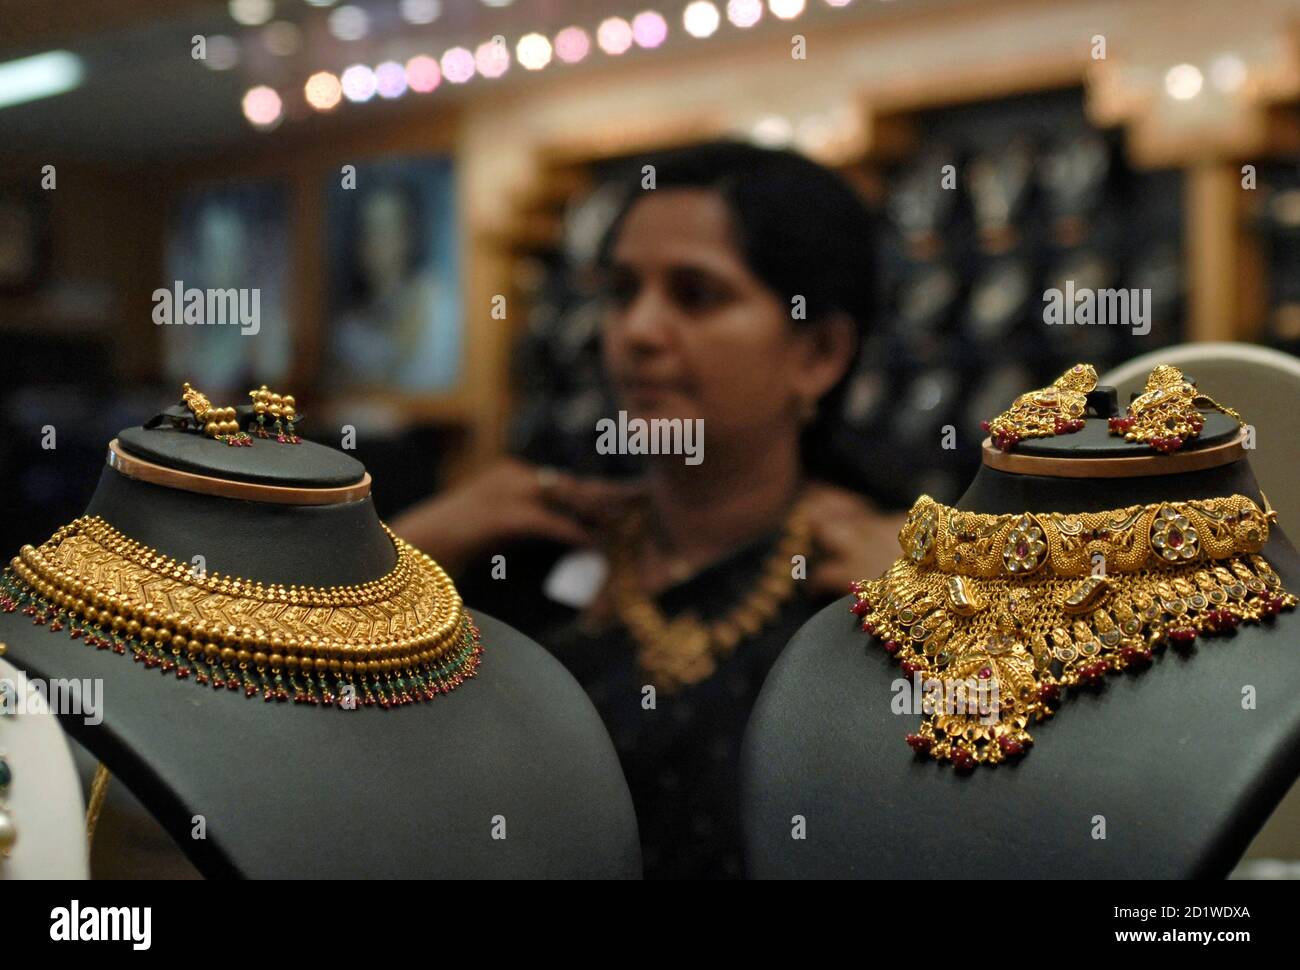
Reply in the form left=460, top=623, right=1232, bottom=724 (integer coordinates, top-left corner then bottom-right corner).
left=226, top=0, right=863, bottom=128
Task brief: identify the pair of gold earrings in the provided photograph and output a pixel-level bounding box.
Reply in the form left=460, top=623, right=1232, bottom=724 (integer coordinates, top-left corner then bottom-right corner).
left=180, top=382, right=302, bottom=446
left=982, top=363, right=1242, bottom=454
left=248, top=385, right=301, bottom=444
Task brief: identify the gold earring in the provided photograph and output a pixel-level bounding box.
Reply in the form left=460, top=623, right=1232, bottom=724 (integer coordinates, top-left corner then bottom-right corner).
left=249, top=385, right=301, bottom=443
left=181, top=383, right=251, bottom=447
left=1108, top=364, right=1242, bottom=454
left=981, top=363, right=1097, bottom=451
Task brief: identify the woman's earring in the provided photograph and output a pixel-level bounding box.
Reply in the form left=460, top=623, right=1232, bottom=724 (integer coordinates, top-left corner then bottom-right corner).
left=980, top=363, right=1096, bottom=451
left=1108, top=364, right=1241, bottom=453
left=249, top=385, right=302, bottom=443
left=181, top=382, right=252, bottom=446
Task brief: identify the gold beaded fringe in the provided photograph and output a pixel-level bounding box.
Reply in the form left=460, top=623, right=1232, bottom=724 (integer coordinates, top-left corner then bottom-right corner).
left=1, top=517, right=482, bottom=710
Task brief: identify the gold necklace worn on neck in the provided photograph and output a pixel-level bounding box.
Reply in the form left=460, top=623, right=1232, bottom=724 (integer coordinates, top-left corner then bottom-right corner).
left=2, top=517, right=482, bottom=709
left=851, top=493, right=1296, bottom=769
left=609, top=503, right=810, bottom=695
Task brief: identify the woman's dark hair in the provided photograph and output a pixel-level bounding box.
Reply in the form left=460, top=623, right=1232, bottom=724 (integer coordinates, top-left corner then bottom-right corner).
left=599, top=140, right=879, bottom=493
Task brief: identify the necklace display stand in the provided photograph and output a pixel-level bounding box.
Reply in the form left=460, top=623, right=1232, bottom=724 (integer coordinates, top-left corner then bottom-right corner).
left=0, top=426, right=641, bottom=878
left=740, top=410, right=1300, bottom=878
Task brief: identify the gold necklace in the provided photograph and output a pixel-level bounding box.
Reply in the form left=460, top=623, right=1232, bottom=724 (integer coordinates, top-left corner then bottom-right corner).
left=852, top=493, right=1295, bottom=769
left=609, top=503, right=810, bottom=694
left=2, top=517, right=481, bottom=709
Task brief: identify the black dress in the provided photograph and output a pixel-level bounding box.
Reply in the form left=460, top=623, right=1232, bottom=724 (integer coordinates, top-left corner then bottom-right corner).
left=457, top=532, right=830, bottom=879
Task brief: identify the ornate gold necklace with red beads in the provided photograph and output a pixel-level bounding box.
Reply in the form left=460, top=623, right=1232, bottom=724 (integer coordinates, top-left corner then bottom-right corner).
left=850, top=492, right=1295, bottom=769
left=1, top=516, right=481, bottom=710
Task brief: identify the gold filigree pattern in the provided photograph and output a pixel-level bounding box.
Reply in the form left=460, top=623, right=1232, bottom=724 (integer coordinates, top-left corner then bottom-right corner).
left=981, top=363, right=1097, bottom=451
left=851, top=493, right=1295, bottom=769
left=1107, top=364, right=1243, bottom=453
left=900, top=493, right=1274, bottom=579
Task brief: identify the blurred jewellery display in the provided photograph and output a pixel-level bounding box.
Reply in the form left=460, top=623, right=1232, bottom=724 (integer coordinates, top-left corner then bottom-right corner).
left=981, top=363, right=1097, bottom=452
left=1, top=518, right=482, bottom=710
left=850, top=493, right=1295, bottom=769
left=1108, top=364, right=1243, bottom=454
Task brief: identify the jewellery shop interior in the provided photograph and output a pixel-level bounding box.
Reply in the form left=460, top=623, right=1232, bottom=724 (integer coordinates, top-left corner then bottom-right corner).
left=1, top=0, right=1299, bottom=885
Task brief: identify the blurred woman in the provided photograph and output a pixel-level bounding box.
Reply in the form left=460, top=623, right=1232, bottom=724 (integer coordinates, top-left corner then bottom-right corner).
left=393, top=142, right=904, bottom=879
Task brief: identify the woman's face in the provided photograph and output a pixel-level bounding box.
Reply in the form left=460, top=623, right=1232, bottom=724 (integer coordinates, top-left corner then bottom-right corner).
left=602, top=189, right=845, bottom=452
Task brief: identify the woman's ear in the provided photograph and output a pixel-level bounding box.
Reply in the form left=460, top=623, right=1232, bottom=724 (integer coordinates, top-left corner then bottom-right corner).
left=792, top=310, right=858, bottom=403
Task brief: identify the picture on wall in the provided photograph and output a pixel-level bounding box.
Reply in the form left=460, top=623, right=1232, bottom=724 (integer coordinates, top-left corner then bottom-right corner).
left=325, top=156, right=462, bottom=393
left=163, top=181, right=292, bottom=391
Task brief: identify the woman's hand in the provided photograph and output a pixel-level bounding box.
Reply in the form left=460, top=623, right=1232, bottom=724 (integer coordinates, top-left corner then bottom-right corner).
left=390, top=458, right=643, bottom=575
left=802, top=482, right=908, bottom=598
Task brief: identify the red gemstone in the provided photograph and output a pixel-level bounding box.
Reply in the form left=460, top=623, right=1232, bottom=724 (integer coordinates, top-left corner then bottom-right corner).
left=1015, top=541, right=1028, bottom=558
left=883, top=640, right=900, bottom=654
left=977, top=666, right=992, bottom=679
left=1168, top=528, right=1183, bottom=549
left=905, top=733, right=932, bottom=754
left=951, top=749, right=976, bottom=771
left=997, top=736, right=1024, bottom=756
left=850, top=598, right=871, bottom=617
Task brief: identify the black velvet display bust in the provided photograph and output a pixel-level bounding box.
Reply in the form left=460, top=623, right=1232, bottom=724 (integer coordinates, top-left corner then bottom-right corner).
left=741, top=409, right=1300, bottom=878
left=1, top=426, right=641, bottom=878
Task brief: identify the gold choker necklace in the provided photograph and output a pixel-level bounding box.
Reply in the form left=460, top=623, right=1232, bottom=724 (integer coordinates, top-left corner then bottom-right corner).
left=851, top=493, right=1295, bottom=769
left=2, top=517, right=482, bottom=709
